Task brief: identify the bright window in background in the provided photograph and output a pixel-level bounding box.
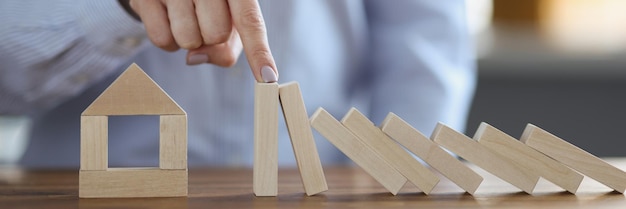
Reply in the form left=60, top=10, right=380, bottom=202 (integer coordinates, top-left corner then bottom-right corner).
left=467, top=0, right=494, bottom=59
left=541, top=0, right=626, bottom=55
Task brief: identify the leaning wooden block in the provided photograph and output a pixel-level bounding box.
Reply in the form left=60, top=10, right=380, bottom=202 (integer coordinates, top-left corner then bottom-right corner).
left=279, top=82, right=328, bottom=196
left=254, top=83, right=279, bottom=196
left=79, top=168, right=187, bottom=198
left=160, top=115, right=188, bottom=170
left=80, top=116, right=108, bottom=171
left=432, top=123, right=539, bottom=194
left=475, top=123, right=583, bottom=194
left=341, top=108, right=439, bottom=194
left=521, top=124, right=626, bottom=193
left=310, top=108, right=407, bottom=195
left=381, top=113, right=483, bottom=195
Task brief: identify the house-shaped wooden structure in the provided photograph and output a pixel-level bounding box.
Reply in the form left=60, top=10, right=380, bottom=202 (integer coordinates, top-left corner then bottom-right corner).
left=79, top=63, right=188, bottom=198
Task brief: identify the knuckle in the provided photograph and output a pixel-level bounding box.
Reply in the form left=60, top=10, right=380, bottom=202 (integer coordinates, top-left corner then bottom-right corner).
left=220, top=54, right=239, bottom=67
left=251, top=48, right=272, bottom=61
left=149, top=33, right=177, bottom=51
left=238, top=8, right=266, bottom=32
left=209, top=47, right=239, bottom=67
left=178, top=39, right=202, bottom=49
left=202, top=30, right=231, bottom=45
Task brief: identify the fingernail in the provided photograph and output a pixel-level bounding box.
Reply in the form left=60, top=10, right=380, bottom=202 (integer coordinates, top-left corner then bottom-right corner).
left=261, top=66, right=278, bottom=83
left=187, top=54, right=208, bottom=65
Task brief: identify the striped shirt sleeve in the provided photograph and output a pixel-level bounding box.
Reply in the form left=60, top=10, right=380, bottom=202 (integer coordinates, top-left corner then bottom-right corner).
left=0, top=0, right=148, bottom=115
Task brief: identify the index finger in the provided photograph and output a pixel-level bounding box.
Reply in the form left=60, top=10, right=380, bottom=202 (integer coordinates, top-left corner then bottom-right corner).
left=228, top=0, right=278, bottom=83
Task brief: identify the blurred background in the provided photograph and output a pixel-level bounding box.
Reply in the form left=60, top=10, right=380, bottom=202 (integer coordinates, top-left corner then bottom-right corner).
left=466, top=0, right=626, bottom=157
left=1, top=0, right=625, bottom=164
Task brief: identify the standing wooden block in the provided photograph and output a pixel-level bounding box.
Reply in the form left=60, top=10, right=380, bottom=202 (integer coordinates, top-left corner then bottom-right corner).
left=254, top=82, right=279, bottom=196
left=380, top=113, right=483, bottom=195
left=79, top=168, right=187, bottom=198
left=432, top=123, right=540, bottom=194
left=80, top=116, right=108, bottom=171
left=160, top=115, right=188, bottom=170
left=310, top=108, right=407, bottom=195
left=278, top=82, right=328, bottom=196
left=341, top=108, right=439, bottom=194
left=521, top=124, right=626, bottom=193
left=475, top=123, right=583, bottom=193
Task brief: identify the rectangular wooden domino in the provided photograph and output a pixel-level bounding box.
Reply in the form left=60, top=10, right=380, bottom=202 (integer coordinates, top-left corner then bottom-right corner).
left=310, top=108, right=407, bottom=195
left=475, top=123, right=583, bottom=193
left=521, top=124, right=626, bottom=193
left=79, top=168, right=187, bottom=198
left=279, top=82, right=328, bottom=196
left=381, top=113, right=483, bottom=195
left=432, top=123, right=540, bottom=194
left=341, top=108, right=439, bottom=194
left=253, top=83, right=279, bottom=196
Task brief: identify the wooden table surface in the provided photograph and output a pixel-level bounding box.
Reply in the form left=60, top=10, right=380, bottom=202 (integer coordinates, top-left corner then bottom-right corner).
left=2, top=158, right=626, bottom=209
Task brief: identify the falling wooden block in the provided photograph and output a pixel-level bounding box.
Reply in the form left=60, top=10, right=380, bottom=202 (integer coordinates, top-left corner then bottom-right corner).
left=80, top=116, right=108, bottom=171
left=432, top=123, right=539, bottom=194
left=380, top=113, right=483, bottom=195
left=82, top=63, right=185, bottom=116
left=79, top=63, right=188, bottom=198
left=341, top=108, right=439, bottom=194
left=253, top=82, right=279, bottom=196
left=310, top=108, right=407, bottom=195
left=521, top=124, right=626, bottom=193
left=79, top=168, right=187, bottom=198
left=278, top=82, right=328, bottom=196
left=160, top=115, right=188, bottom=170
left=474, top=123, right=583, bottom=194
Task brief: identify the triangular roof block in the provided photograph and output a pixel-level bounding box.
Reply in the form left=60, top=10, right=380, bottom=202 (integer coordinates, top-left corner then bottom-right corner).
left=82, top=63, right=185, bottom=116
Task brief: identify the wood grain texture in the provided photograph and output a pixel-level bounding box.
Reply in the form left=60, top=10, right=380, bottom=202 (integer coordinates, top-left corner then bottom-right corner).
left=432, top=123, right=540, bottom=194
left=380, top=113, right=483, bottom=195
left=475, top=123, right=583, bottom=194
left=521, top=124, right=626, bottom=193
left=80, top=116, right=108, bottom=171
left=82, top=63, right=185, bottom=116
left=310, top=108, right=407, bottom=195
left=79, top=168, right=187, bottom=198
left=5, top=160, right=626, bottom=208
left=253, top=83, right=279, bottom=196
left=341, top=108, right=439, bottom=194
left=279, top=82, right=328, bottom=196
left=159, top=115, right=188, bottom=170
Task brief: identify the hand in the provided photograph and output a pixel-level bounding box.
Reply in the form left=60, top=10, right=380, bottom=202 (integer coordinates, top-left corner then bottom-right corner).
left=128, top=0, right=278, bottom=82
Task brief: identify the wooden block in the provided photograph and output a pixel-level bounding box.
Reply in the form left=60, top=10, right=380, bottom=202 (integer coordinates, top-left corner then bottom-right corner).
left=82, top=63, right=185, bottom=116
left=521, top=124, right=626, bottom=193
left=431, top=123, right=540, bottom=194
left=310, top=108, right=407, bottom=195
left=278, top=82, right=328, bottom=196
left=79, top=168, right=187, bottom=198
left=80, top=116, right=108, bottom=171
left=380, top=113, right=483, bottom=195
left=341, top=108, right=439, bottom=194
left=159, top=115, right=188, bottom=170
left=253, top=82, right=279, bottom=196
left=474, top=123, right=583, bottom=193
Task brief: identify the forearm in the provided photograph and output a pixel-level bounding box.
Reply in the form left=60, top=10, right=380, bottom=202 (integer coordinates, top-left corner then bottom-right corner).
left=0, top=0, right=147, bottom=115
